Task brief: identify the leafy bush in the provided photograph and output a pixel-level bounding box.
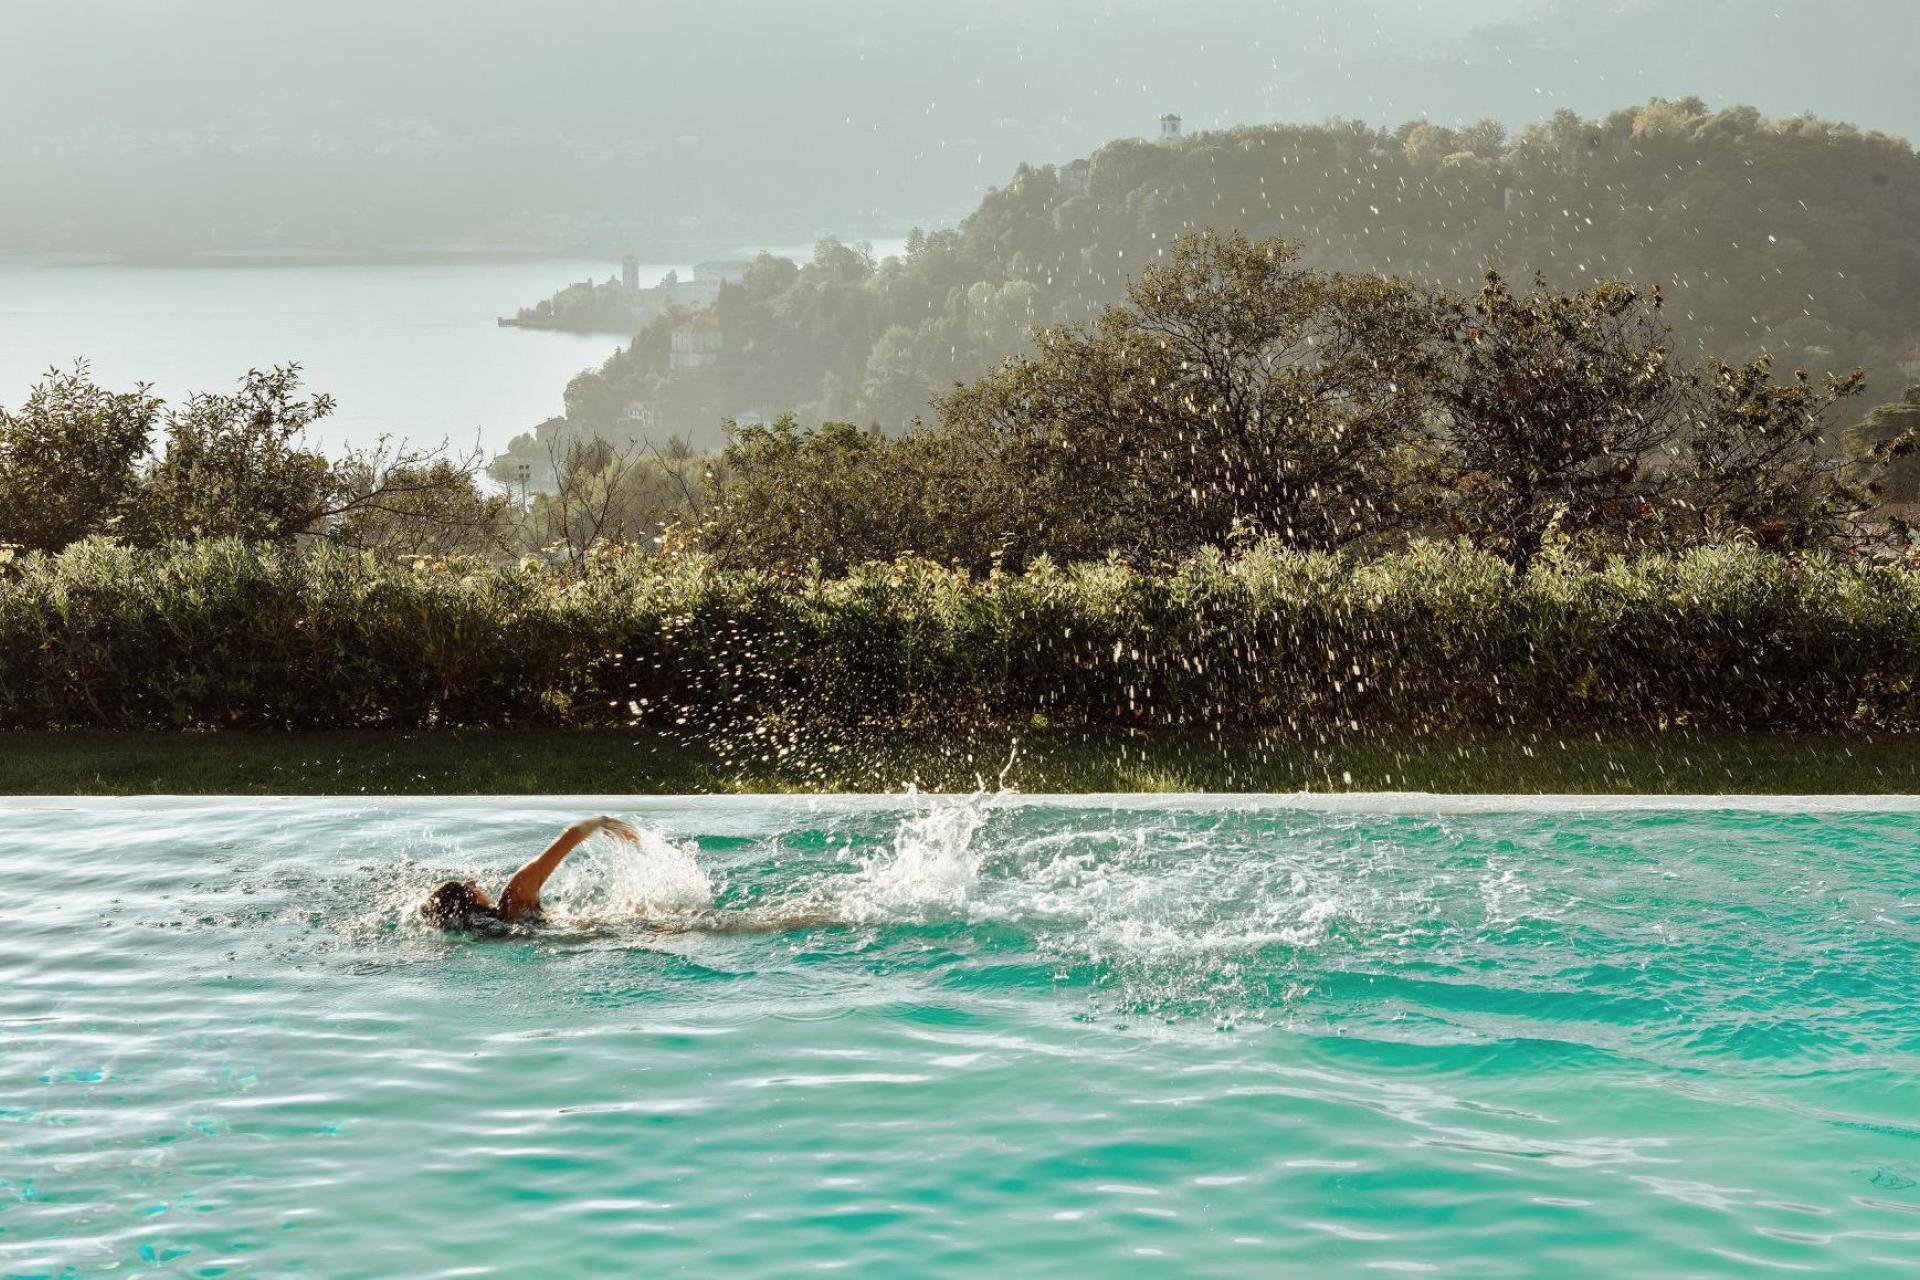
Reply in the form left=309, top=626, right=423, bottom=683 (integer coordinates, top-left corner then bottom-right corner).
left=3, top=537, right=1918, bottom=735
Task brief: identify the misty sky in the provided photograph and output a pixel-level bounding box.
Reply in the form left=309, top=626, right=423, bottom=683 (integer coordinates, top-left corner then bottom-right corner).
left=1, top=0, right=1913, bottom=252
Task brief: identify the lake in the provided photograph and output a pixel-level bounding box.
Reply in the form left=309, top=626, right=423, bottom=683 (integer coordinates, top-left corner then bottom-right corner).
left=5, top=794, right=1917, bottom=1275
left=0, top=244, right=907, bottom=459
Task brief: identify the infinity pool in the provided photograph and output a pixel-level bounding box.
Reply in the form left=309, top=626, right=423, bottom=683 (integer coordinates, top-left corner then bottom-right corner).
left=4, top=796, right=1918, bottom=1275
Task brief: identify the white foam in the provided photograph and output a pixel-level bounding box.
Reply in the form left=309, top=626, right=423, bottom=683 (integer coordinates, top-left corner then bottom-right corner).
left=838, top=794, right=990, bottom=920
left=544, top=825, right=714, bottom=922
left=826, top=794, right=1391, bottom=964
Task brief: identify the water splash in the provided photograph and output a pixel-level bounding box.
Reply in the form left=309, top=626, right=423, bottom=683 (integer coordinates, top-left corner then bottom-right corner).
left=838, top=792, right=991, bottom=920
left=545, top=824, right=714, bottom=923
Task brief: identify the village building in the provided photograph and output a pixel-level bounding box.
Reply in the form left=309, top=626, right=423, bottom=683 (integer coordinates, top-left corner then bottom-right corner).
left=670, top=313, right=724, bottom=370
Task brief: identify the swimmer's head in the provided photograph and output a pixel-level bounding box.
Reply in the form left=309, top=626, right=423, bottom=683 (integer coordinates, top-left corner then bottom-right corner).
left=422, top=879, right=494, bottom=929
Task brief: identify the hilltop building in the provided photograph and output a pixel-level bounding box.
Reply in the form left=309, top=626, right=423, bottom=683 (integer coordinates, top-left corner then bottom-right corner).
left=1160, top=113, right=1184, bottom=141
left=694, top=258, right=755, bottom=284
left=670, top=313, right=724, bottom=371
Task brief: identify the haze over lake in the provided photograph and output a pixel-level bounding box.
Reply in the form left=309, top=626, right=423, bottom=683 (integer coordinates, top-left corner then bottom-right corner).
left=0, top=243, right=907, bottom=457
left=0, top=255, right=627, bottom=455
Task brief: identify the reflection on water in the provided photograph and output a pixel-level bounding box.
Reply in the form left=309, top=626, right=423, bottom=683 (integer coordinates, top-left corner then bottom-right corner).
left=4, top=796, right=1918, bottom=1275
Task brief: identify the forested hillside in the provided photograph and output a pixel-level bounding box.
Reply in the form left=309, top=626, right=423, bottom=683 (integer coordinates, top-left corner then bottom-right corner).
left=523, top=99, right=1920, bottom=462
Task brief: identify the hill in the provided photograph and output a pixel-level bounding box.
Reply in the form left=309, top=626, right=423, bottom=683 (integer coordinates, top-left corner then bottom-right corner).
left=512, top=99, right=1920, bottom=462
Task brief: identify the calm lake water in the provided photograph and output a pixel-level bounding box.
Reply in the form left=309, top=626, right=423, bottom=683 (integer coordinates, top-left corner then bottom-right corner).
left=0, top=240, right=909, bottom=459
left=4, top=795, right=1917, bottom=1275
left=0, top=256, right=655, bottom=456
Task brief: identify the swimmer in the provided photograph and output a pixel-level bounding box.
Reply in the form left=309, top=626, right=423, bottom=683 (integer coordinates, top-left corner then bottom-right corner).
left=422, top=815, right=639, bottom=929
left=421, top=814, right=836, bottom=934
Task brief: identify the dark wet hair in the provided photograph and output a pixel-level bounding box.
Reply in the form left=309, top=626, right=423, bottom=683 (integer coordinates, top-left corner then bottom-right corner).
left=422, top=880, right=490, bottom=929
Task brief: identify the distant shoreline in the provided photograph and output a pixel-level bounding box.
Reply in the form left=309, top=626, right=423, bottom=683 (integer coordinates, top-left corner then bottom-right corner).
left=11, top=233, right=917, bottom=273
left=496, top=314, right=648, bottom=336
left=31, top=249, right=622, bottom=271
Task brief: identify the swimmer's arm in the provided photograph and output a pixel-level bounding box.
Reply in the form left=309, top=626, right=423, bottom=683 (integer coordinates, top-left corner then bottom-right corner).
left=498, top=816, right=639, bottom=919
left=719, top=912, right=840, bottom=935
left=648, top=910, right=840, bottom=936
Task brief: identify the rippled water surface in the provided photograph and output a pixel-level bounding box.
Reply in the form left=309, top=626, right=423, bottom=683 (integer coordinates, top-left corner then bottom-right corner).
left=5, top=796, right=1919, bottom=1276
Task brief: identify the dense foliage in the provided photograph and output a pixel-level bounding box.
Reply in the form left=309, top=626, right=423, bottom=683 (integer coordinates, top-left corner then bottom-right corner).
left=0, top=364, right=501, bottom=557
left=700, top=234, right=1884, bottom=573
left=4, top=538, right=1919, bottom=736
left=9, top=233, right=1902, bottom=578
left=515, top=100, right=1920, bottom=460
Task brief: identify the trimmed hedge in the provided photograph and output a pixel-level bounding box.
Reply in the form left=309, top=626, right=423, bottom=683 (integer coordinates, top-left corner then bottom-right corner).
left=1, top=538, right=1917, bottom=733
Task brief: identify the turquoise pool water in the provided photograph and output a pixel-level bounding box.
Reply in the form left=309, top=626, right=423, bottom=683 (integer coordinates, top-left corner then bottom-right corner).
left=4, top=796, right=1918, bottom=1276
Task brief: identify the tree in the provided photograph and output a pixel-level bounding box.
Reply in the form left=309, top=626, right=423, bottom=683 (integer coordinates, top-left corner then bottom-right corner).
left=1440, top=274, right=1881, bottom=562
left=1457, top=118, right=1509, bottom=159
left=936, top=231, right=1450, bottom=564
left=1437, top=274, right=1687, bottom=565
left=542, top=102, right=1920, bottom=473
left=0, top=363, right=162, bottom=552
left=1845, top=384, right=1920, bottom=504
left=859, top=325, right=933, bottom=428
left=702, top=415, right=1001, bottom=574
left=528, top=435, right=709, bottom=565
left=131, top=365, right=492, bottom=551
left=331, top=457, right=515, bottom=559
left=1400, top=122, right=1459, bottom=167
left=1673, top=360, right=1871, bottom=549
left=132, top=366, right=341, bottom=543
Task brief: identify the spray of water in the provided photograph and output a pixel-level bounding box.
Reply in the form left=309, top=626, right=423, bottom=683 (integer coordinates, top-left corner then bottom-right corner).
left=808, top=798, right=1565, bottom=1022
left=543, top=824, right=714, bottom=923
left=838, top=791, right=991, bottom=921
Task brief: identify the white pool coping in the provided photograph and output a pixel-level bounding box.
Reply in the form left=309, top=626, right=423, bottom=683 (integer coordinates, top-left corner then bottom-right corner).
left=4, top=793, right=1920, bottom=814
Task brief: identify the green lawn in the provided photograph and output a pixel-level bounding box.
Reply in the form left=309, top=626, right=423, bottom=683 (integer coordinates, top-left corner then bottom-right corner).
left=1, top=728, right=1917, bottom=795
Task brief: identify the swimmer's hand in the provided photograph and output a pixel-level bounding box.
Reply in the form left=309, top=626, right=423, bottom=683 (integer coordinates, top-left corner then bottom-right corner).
left=575, top=816, right=640, bottom=842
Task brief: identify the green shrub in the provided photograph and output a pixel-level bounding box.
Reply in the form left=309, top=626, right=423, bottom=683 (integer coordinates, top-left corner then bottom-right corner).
left=2, top=537, right=1917, bottom=734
